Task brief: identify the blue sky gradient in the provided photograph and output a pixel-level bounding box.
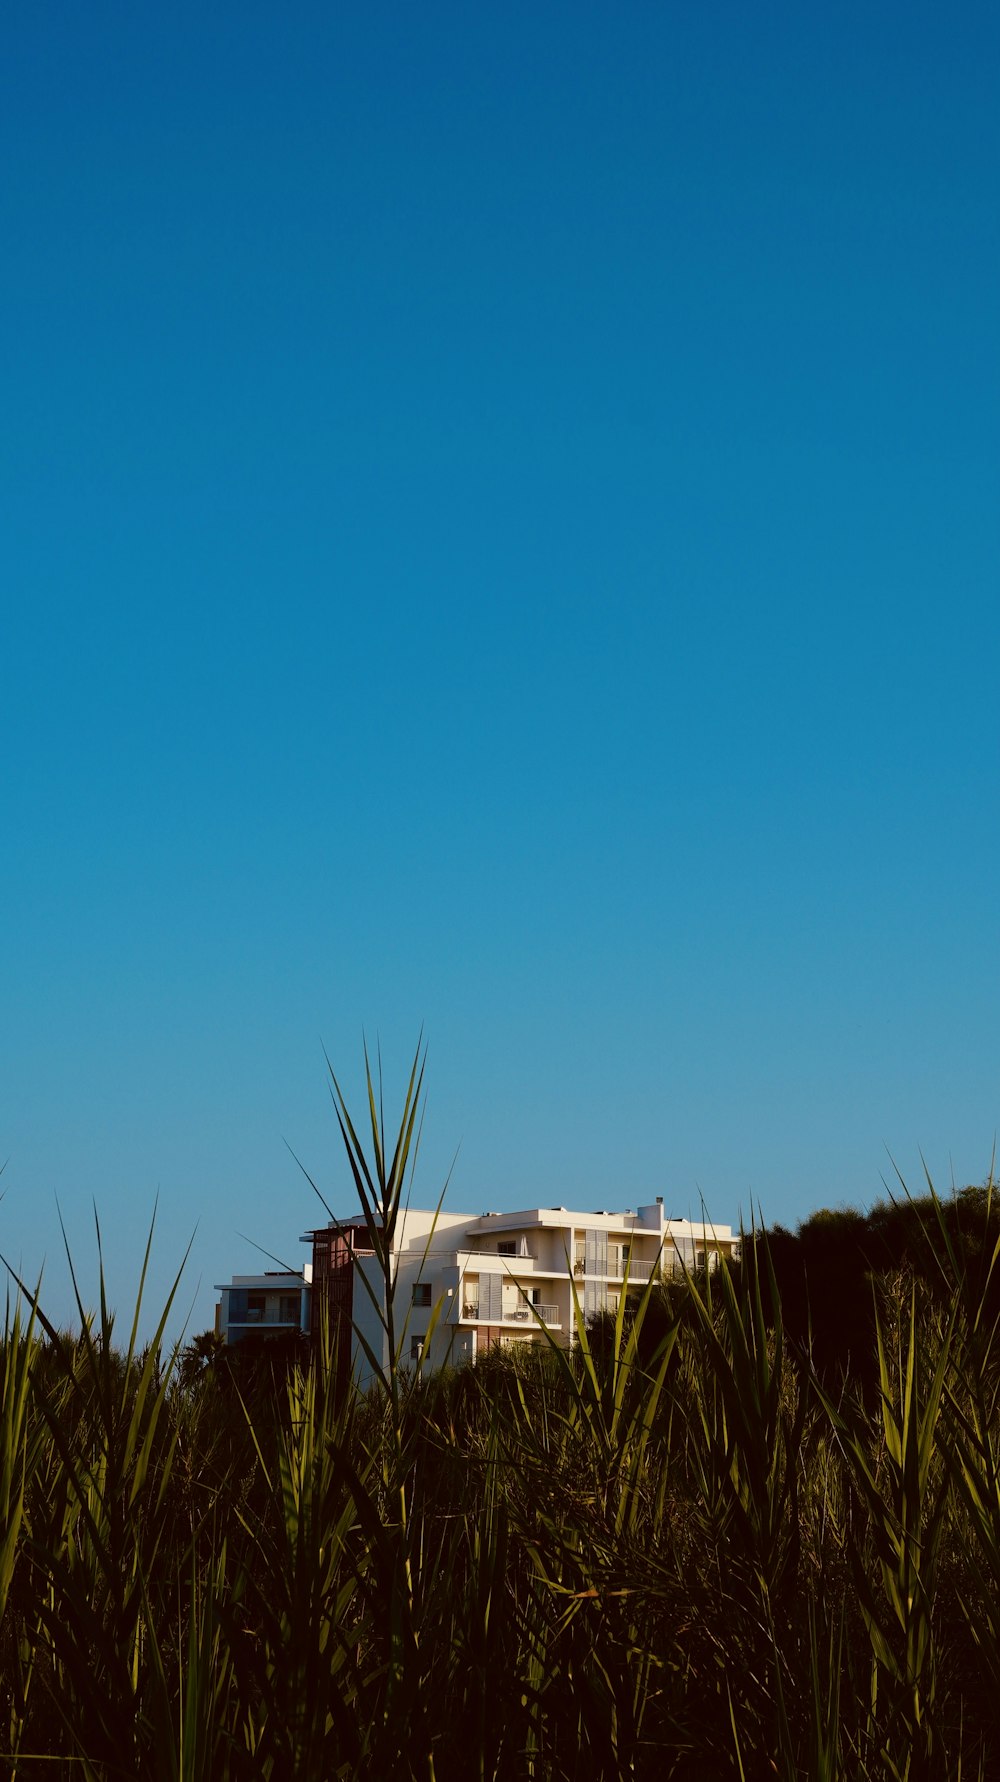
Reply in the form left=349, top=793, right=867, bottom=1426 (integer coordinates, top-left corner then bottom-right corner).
left=2, top=2, right=998, bottom=1339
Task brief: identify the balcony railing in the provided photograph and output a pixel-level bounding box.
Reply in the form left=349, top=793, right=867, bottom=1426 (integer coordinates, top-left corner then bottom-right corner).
left=618, top=1259, right=654, bottom=1282
left=573, top=1260, right=657, bottom=1281
left=231, top=1311, right=302, bottom=1327
left=461, top=1303, right=560, bottom=1325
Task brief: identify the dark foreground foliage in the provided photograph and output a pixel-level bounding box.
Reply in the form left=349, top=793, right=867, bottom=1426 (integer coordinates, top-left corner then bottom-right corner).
left=2, top=1058, right=1000, bottom=1778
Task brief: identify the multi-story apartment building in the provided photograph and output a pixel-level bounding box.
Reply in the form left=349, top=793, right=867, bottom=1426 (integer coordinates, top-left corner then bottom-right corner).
left=303, top=1200, right=736, bottom=1387
left=215, top=1266, right=312, bottom=1346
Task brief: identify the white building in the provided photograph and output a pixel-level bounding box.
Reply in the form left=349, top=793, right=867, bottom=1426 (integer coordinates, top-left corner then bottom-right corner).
left=303, top=1200, right=736, bottom=1386
left=215, top=1266, right=312, bottom=1345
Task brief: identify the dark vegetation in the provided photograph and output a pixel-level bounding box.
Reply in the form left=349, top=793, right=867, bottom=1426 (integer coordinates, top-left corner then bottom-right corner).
left=2, top=1055, right=999, bottom=1778
left=745, top=1184, right=1000, bottom=1394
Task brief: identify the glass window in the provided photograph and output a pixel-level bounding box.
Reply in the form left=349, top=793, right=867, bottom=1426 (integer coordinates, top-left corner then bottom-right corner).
left=412, top=1283, right=432, bottom=1308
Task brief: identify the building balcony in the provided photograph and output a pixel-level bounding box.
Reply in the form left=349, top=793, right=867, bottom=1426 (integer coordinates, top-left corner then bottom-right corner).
left=454, top=1248, right=540, bottom=1275
left=461, top=1303, right=560, bottom=1326
left=572, top=1260, right=657, bottom=1282
left=230, top=1312, right=303, bottom=1328
left=618, top=1259, right=655, bottom=1282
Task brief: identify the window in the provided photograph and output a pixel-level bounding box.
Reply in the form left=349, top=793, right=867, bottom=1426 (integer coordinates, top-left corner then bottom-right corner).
left=497, top=1241, right=516, bottom=1256
left=412, top=1283, right=432, bottom=1308
left=410, top=1336, right=424, bottom=1362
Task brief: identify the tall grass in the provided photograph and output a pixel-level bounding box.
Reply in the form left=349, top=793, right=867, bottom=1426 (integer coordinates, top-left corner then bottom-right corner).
left=1, top=1075, right=998, bottom=1777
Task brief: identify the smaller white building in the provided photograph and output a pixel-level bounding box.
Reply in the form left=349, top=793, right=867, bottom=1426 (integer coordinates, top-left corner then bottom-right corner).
left=215, top=1266, right=312, bottom=1346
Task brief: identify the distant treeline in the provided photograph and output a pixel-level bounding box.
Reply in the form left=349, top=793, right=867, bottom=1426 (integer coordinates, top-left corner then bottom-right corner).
left=588, top=1181, right=1000, bottom=1396
left=741, top=1182, right=1000, bottom=1388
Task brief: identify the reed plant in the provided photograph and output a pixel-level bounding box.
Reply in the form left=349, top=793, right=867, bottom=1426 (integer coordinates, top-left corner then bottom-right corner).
left=0, top=1071, right=998, bottom=1777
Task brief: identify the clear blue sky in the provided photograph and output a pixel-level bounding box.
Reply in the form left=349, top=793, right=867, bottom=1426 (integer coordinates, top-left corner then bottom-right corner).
left=2, top=1, right=998, bottom=1342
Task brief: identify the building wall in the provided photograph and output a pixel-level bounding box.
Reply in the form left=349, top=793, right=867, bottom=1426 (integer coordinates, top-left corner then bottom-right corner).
left=304, top=1221, right=374, bottom=1390
left=305, top=1202, right=737, bottom=1384
left=215, top=1268, right=312, bottom=1345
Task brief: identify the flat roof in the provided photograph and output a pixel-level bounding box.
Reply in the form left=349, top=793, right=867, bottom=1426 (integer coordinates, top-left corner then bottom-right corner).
left=215, top=1271, right=309, bottom=1290
left=460, top=1207, right=735, bottom=1240
left=300, top=1206, right=735, bottom=1244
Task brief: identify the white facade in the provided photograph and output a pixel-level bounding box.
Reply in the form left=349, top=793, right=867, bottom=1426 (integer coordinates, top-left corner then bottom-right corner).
left=312, top=1202, right=736, bottom=1386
